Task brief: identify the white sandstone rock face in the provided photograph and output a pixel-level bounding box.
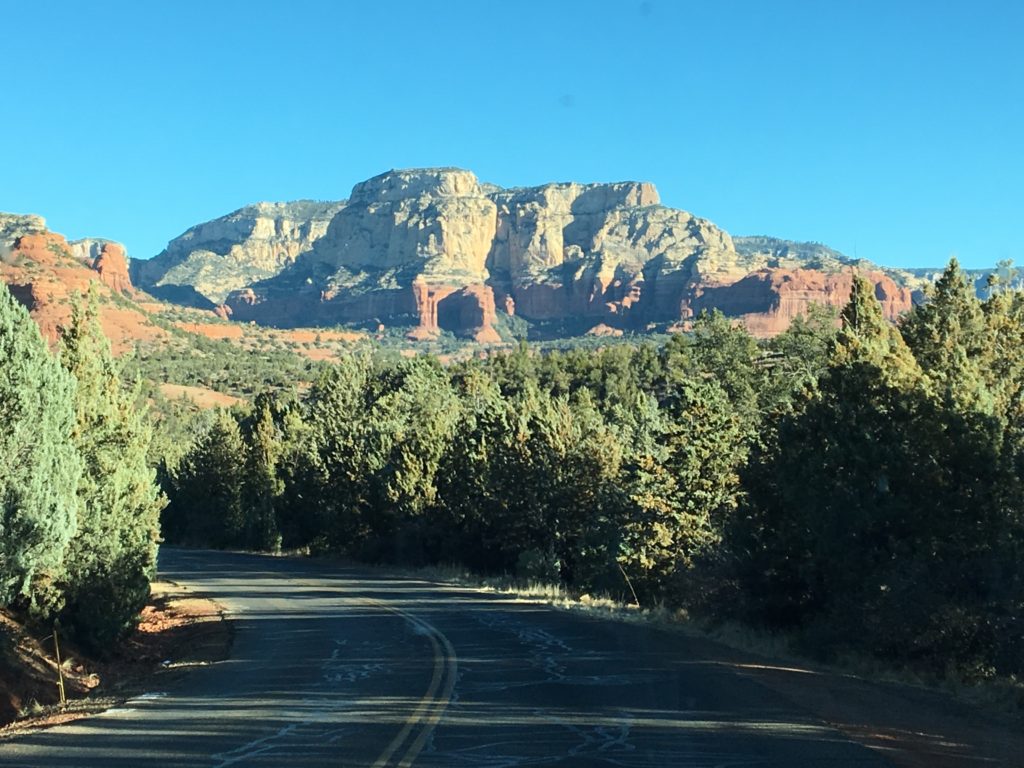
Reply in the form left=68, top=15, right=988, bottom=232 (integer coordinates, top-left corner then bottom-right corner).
left=486, top=180, right=737, bottom=320
left=0, top=213, right=48, bottom=249
left=152, top=169, right=748, bottom=331
left=134, top=200, right=344, bottom=303
left=489, top=181, right=662, bottom=278
left=309, top=168, right=498, bottom=281
left=69, top=238, right=126, bottom=264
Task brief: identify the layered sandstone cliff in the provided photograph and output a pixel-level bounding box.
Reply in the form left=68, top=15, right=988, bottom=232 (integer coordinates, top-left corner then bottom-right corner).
left=135, top=169, right=919, bottom=339
left=691, top=268, right=913, bottom=337
left=132, top=200, right=344, bottom=305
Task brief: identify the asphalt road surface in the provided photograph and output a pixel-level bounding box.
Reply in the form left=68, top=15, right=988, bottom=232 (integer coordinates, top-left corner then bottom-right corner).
left=0, top=549, right=895, bottom=767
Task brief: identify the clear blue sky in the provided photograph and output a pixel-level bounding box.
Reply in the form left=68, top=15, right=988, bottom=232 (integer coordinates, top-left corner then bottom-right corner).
left=2, top=0, right=1021, bottom=269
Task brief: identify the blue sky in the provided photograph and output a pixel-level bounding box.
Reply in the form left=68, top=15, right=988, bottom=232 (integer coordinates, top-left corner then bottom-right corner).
left=2, top=0, right=1021, bottom=269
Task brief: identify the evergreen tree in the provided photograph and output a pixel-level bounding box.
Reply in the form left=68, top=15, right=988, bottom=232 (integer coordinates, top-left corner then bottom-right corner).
left=274, top=401, right=321, bottom=549
left=164, top=409, right=246, bottom=548
left=599, top=393, right=679, bottom=599
left=241, top=395, right=283, bottom=551
left=429, top=367, right=507, bottom=568
left=360, top=357, right=460, bottom=560
left=58, top=291, right=165, bottom=649
left=667, top=310, right=761, bottom=428
left=762, top=303, right=839, bottom=409
left=732, top=276, right=926, bottom=632
left=901, top=258, right=991, bottom=411
left=608, top=376, right=748, bottom=605
left=0, top=283, right=80, bottom=612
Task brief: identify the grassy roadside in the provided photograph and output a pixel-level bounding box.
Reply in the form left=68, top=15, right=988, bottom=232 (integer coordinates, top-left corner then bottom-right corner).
left=0, top=580, right=232, bottom=738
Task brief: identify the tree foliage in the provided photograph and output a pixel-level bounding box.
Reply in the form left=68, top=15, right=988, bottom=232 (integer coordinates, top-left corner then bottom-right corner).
left=0, top=284, right=80, bottom=612
left=1, top=285, right=164, bottom=650
left=158, top=261, right=1024, bottom=681
left=58, top=291, right=165, bottom=650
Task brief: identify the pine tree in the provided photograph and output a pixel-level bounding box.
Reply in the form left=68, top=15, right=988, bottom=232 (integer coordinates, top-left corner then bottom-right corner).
left=165, top=409, right=246, bottom=548
left=731, top=275, right=926, bottom=631
left=58, top=291, right=165, bottom=649
left=301, top=356, right=376, bottom=551
left=666, top=309, right=762, bottom=429
left=901, top=258, right=991, bottom=411
left=601, top=393, right=680, bottom=599
left=429, top=366, right=505, bottom=568
left=0, top=283, right=81, bottom=612
left=762, top=303, right=839, bottom=409
left=360, top=357, right=460, bottom=560
left=242, top=396, right=283, bottom=551
left=274, top=402, right=321, bottom=549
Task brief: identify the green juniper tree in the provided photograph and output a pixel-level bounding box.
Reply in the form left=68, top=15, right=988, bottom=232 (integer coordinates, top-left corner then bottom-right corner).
left=241, top=395, right=283, bottom=551
left=164, top=409, right=247, bottom=548
left=58, top=291, right=165, bottom=650
left=731, top=276, right=926, bottom=632
left=0, top=283, right=80, bottom=613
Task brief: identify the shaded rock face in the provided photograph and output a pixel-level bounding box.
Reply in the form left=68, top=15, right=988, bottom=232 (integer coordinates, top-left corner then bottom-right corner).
left=133, top=200, right=344, bottom=304
left=145, top=169, right=918, bottom=339
left=437, top=284, right=500, bottom=344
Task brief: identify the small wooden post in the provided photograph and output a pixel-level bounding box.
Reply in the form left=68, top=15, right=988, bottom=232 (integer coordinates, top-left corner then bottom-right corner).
left=52, top=627, right=67, bottom=707
left=617, top=563, right=641, bottom=608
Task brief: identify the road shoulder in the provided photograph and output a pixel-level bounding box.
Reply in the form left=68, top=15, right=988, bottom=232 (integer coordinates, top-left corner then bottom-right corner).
left=0, top=580, right=232, bottom=739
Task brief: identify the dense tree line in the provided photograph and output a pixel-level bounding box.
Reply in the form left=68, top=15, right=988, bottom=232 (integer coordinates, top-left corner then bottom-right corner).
left=0, top=285, right=163, bottom=651
left=160, top=260, right=1023, bottom=681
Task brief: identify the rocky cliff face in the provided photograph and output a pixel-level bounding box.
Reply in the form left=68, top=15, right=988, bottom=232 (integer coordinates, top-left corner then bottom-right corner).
left=69, top=238, right=133, bottom=293
left=132, top=200, right=344, bottom=305
left=691, top=268, right=913, bottom=336
left=136, top=169, right=919, bottom=339
left=0, top=213, right=163, bottom=351
left=485, top=179, right=738, bottom=325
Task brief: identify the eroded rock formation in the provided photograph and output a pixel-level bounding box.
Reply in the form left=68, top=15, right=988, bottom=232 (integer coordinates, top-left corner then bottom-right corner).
left=0, top=214, right=160, bottom=351
left=133, top=200, right=344, bottom=305
left=691, top=268, right=913, bottom=337
left=136, top=169, right=922, bottom=339
left=82, top=241, right=132, bottom=292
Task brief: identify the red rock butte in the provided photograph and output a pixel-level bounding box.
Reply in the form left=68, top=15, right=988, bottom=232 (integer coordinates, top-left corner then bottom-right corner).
left=131, top=169, right=920, bottom=340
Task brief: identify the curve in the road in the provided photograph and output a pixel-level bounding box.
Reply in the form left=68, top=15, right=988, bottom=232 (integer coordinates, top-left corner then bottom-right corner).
left=363, top=595, right=458, bottom=768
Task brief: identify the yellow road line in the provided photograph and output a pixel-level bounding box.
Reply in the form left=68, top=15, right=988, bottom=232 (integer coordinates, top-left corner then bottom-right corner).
left=367, top=598, right=458, bottom=768
left=395, top=626, right=457, bottom=768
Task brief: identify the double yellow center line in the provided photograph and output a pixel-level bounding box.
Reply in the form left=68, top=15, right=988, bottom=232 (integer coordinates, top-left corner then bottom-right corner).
left=368, top=598, right=458, bottom=768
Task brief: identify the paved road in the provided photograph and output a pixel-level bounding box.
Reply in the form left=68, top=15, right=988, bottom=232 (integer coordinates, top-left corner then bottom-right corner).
left=0, top=549, right=893, bottom=767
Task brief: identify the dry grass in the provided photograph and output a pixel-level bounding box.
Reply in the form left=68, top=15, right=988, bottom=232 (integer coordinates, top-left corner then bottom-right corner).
left=159, top=383, right=243, bottom=409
